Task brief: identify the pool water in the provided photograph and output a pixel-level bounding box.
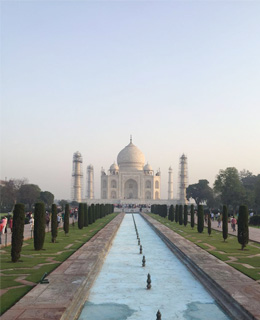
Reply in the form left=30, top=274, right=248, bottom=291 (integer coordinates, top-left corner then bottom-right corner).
left=79, top=214, right=230, bottom=320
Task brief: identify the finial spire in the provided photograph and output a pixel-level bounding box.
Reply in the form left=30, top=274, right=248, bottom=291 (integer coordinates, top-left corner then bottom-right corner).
left=130, top=134, right=132, bottom=143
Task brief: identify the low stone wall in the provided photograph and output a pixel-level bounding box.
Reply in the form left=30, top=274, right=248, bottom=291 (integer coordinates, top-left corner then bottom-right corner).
left=141, top=213, right=260, bottom=320
left=1, top=213, right=124, bottom=320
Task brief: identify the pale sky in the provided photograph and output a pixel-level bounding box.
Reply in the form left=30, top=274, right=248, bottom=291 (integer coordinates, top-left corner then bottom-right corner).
left=1, top=0, right=260, bottom=200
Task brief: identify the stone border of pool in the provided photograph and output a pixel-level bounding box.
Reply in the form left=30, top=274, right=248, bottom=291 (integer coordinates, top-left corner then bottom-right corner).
left=141, top=213, right=260, bottom=320
left=1, top=213, right=125, bottom=320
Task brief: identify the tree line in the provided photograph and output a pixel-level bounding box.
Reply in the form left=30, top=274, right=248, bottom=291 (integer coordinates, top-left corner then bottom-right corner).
left=151, top=203, right=249, bottom=250
left=11, top=202, right=114, bottom=262
left=0, top=178, right=54, bottom=212
left=186, top=167, right=260, bottom=214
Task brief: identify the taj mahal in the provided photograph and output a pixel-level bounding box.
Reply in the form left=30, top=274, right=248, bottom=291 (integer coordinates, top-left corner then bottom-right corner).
left=71, top=137, right=188, bottom=205
left=101, top=137, right=161, bottom=201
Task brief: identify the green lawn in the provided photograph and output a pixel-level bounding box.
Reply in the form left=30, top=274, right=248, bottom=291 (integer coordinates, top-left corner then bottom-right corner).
left=147, top=214, right=260, bottom=281
left=0, top=213, right=118, bottom=315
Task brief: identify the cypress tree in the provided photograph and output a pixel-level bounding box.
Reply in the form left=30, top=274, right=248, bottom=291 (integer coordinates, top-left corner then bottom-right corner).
left=51, top=204, right=58, bottom=243
left=208, top=213, right=212, bottom=236
left=197, top=205, right=204, bottom=233
left=64, top=204, right=70, bottom=235
left=222, top=205, right=228, bottom=242
left=184, top=205, right=188, bottom=226
left=34, top=202, right=46, bottom=250
left=168, top=205, right=173, bottom=221
left=175, top=205, right=179, bottom=223
left=190, top=204, right=195, bottom=229
left=11, top=204, right=25, bottom=262
left=88, top=205, right=92, bottom=225
left=179, top=205, right=183, bottom=225
left=78, top=203, right=84, bottom=229
left=84, top=203, right=88, bottom=227
left=238, top=205, right=249, bottom=250
left=90, top=204, right=95, bottom=224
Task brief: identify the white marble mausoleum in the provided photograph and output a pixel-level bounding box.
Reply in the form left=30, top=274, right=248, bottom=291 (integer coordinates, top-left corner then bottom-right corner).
left=101, top=138, right=161, bottom=201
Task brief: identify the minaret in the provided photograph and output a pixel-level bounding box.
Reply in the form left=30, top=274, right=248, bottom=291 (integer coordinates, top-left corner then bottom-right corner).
left=168, top=166, right=173, bottom=200
left=179, top=154, right=188, bottom=204
left=72, top=151, right=83, bottom=202
left=86, top=164, right=94, bottom=199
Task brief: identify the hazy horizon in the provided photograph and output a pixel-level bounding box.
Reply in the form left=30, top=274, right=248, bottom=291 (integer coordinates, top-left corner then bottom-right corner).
left=1, top=0, right=259, bottom=200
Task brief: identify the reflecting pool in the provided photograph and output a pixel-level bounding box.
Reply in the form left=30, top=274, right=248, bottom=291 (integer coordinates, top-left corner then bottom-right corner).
left=79, top=214, right=230, bottom=319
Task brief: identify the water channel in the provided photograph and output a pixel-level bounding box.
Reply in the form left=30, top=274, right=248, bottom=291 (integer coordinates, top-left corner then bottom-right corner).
left=79, top=214, right=230, bottom=319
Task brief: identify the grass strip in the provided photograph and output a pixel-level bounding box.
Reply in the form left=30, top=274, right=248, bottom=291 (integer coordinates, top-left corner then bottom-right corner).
left=147, top=213, right=260, bottom=281
left=0, top=213, right=118, bottom=315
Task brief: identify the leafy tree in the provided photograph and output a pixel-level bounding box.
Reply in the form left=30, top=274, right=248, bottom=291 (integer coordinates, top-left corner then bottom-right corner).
left=19, top=184, right=41, bottom=210
left=51, top=204, right=58, bottom=243
left=238, top=205, right=249, bottom=250
left=11, top=204, right=25, bottom=262
left=179, top=205, right=183, bottom=225
left=184, top=205, right=188, bottom=226
left=186, top=180, right=214, bottom=206
left=222, top=205, right=228, bottom=242
left=40, top=191, right=54, bottom=209
left=208, top=213, right=211, bottom=236
left=84, top=203, right=88, bottom=227
left=214, top=167, right=245, bottom=212
left=78, top=203, right=84, bottom=229
left=0, top=178, right=28, bottom=212
left=34, top=203, right=45, bottom=250
left=197, top=205, right=204, bottom=233
left=190, top=204, right=195, bottom=229
left=255, top=176, right=260, bottom=213
left=64, top=204, right=69, bottom=235
left=175, top=205, right=179, bottom=223
left=59, top=200, right=68, bottom=211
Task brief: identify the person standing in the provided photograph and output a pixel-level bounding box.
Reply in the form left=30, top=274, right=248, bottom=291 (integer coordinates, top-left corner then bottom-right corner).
left=9, top=217, right=13, bottom=232
left=1, top=216, right=8, bottom=235
left=231, top=216, right=237, bottom=232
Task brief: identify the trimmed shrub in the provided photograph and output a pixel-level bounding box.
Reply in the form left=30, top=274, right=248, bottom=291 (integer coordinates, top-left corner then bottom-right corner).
left=34, top=202, right=46, bottom=250
left=190, top=204, right=194, bottom=229
left=184, top=205, right=188, bottom=226
left=78, top=203, right=84, bottom=229
left=88, top=205, right=92, bottom=225
left=179, top=205, right=183, bottom=225
left=64, top=204, right=70, bottom=235
left=84, top=203, right=88, bottom=227
left=238, top=205, right=249, bottom=250
left=11, top=204, right=25, bottom=262
left=208, top=214, right=211, bottom=236
left=175, top=205, right=179, bottom=223
left=197, top=205, right=204, bottom=233
left=249, top=215, right=260, bottom=226
left=222, top=205, right=228, bottom=242
left=51, top=204, right=58, bottom=243
left=168, top=205, right=174, bottom=221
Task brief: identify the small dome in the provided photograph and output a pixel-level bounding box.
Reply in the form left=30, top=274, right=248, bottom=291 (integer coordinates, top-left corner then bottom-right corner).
left=117, top=139, right=145, bottom=170
left=169, top=166, right=172, bottom=171
left=110, top=162, right=119, bottom=171
left=144, top=163, right=153, bottom=171
left=87, top=164, right=93, bottom=169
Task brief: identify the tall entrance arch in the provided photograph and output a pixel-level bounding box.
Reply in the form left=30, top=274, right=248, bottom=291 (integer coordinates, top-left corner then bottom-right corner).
left=124, top=179, right=138, bottom=199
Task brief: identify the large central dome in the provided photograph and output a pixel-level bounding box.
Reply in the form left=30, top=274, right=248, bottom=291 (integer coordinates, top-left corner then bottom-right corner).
left=117, top=139, right=145, bottom=171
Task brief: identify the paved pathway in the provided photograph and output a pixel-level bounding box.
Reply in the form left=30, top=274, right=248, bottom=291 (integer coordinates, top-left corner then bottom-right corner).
left=0, top=218, right=75, bottom=248
left=189, top=216, right=260, bottom=243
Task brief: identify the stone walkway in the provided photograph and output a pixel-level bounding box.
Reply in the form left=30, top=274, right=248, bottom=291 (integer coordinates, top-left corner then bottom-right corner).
left=0, top=218, right=75, bottom=249
left=1, top=214, right=124, bottom=320
left=189, top=216, right=260, bottom=243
